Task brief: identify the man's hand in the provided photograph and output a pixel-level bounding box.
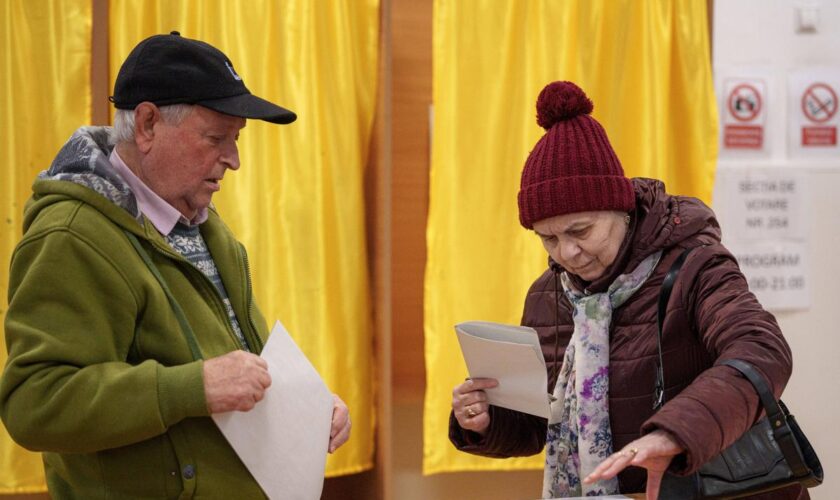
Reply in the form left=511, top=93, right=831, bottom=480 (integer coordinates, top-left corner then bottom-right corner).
left=328, top=394, right=351, bottom=453
left=203, top=350, right=272, bottom=413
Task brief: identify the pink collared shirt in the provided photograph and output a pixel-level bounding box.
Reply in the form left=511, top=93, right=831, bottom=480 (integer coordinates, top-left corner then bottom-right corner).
left=109, top=149, right=208, bottom=234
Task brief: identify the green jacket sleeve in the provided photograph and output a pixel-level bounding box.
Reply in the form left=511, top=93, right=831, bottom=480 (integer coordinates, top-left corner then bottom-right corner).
left=1, top=228, right=208, bottom=453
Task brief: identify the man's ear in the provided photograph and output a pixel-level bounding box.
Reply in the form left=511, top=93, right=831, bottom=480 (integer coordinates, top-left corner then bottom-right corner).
left=134, top=102, right=160, bottom=154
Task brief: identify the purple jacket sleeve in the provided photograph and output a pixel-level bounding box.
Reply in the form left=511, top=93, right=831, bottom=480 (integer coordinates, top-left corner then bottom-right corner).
left=642, top=246, right=793, bottom=474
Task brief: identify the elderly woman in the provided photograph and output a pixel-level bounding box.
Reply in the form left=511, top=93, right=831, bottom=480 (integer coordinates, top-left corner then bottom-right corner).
left=449, top=82, right=803, bottom=499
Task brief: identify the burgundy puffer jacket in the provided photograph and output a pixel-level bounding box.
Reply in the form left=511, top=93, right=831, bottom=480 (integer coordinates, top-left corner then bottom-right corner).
left=450, top=179, right=805, bottom=499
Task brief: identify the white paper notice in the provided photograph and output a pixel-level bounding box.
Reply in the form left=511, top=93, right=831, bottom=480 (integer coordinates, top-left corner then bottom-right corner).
left=455, top=321, right=550, bottom=418
left=714, top=167, right=811, bottom=311
left=213, top=321, right=334, bottom=500
left=716, top=168, right=808, bottom=241
left=728, top=240, right=809, bottom=311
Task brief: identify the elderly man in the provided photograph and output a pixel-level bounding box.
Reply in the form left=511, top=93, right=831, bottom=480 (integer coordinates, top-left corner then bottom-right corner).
left=0, top=32, right=350, bottom=498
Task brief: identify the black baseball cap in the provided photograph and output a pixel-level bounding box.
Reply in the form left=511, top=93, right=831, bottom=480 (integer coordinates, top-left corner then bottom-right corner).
left=110, top=31, right=296, bottom=124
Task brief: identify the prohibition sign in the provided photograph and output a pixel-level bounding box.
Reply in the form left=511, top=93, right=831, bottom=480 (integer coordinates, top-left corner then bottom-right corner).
left=801, top=83, right=837, bottom=123
left=728, top=84, right=761, bottom=122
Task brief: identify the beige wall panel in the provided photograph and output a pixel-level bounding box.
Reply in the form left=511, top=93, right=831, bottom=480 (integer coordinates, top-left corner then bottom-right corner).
left=391, top=0, right=432, bottom=398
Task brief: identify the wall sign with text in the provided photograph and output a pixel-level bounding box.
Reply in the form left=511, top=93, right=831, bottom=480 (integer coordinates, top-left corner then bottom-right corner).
left=729, top=240, right=809, bottom=311
left=789, top=68, right=840, bottom=158
left=717, top=169, right=807, bottom=240
left=722, top=79, right=767, bottom=151
left=716, top=167, right=810, bottom=311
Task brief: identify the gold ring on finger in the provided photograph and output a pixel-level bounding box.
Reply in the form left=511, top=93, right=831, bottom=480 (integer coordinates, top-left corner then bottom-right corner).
left=466, top=406, right=477, bottom=418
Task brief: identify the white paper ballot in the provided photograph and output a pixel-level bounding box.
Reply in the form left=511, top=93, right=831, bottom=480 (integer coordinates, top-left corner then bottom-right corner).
left=455, top=321, right=550, bottom=418
left=546, top=496, right=631, bottom=499
left=213, top=321, right=334, bottom=500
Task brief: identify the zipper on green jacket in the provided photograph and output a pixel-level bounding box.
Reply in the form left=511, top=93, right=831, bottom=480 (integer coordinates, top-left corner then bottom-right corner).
left=146, top=238, right=250, bottom=352
left=239, top=244, right=265, bottom=353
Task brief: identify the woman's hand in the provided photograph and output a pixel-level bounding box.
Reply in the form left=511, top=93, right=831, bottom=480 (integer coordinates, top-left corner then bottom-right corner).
left=451, top=378, right=498, bottom=435
left=584, top=429, right=684, bottom=499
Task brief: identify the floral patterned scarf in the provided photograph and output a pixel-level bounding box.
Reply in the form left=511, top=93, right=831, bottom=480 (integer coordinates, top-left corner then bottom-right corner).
left=542, top=251, right=662, bottom=498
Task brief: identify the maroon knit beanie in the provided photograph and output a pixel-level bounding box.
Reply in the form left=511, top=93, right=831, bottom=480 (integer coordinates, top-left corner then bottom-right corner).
left=517, top=81, right=635, bottom=229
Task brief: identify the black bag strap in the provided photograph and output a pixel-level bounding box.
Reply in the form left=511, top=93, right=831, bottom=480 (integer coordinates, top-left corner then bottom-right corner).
left=124, top=230, right=204, bottom=361
left=653, top=246, right=697, bottom=410
left=719, top=359, right=784, bottom=425
left=719, top=359, right=811, bottom=479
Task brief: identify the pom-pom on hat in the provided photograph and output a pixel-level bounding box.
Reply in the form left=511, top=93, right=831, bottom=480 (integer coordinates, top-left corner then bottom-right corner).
left=517, top=81, right=635, bottom=229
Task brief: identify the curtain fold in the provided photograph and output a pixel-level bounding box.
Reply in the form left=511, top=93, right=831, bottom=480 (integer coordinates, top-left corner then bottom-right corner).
left=0, top=0, right=92, bottom=493
left=424, top=0, right=718, bottom=474
left=109, top=0, right=379, bottom=476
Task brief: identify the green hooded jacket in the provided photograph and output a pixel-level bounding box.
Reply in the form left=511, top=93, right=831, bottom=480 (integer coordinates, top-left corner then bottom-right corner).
left=1, top=127, right=270, bottom=499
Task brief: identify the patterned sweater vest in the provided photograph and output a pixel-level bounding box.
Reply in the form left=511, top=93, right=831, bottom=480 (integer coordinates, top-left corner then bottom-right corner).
left=166, top=222, right=250, bottom=351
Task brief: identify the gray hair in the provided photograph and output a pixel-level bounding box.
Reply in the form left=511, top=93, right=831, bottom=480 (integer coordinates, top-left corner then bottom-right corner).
left=112, top=104, right=195, bottom=144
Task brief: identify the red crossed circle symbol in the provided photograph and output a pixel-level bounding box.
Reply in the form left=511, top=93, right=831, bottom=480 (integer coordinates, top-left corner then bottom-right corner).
left=728, top=84, right=761, bottom=122
left=801, top=83, right=837, bottom=123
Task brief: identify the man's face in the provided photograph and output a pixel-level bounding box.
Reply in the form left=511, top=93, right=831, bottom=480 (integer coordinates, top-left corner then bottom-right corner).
left=140, top=105, right=246, bottom=220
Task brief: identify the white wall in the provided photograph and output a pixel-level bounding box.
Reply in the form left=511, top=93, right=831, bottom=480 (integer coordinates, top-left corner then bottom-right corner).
left=713, top=1, right=840, bottom=498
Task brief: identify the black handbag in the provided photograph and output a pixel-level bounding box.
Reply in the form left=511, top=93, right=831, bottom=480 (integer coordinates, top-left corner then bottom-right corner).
left=654, top=247, right=823, bottom=499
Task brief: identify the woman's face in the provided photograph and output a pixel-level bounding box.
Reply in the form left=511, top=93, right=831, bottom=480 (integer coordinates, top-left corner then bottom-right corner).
left=533, top=211, right=628, bottom=281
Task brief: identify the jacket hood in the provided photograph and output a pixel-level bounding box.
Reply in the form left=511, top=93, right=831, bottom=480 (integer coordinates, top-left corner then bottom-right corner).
left=564, top=178, right=721, bottom=293
left=629, top=178, right=721, bottom=256
left=25, top=127, right=141, bottom=231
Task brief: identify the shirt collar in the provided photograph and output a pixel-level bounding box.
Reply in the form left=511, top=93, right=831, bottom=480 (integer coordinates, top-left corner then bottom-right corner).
left=109, top=148, right=208, bottom=235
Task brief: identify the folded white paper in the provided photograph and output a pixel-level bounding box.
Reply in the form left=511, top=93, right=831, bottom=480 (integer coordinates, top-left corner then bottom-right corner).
left=545, top=496, right=632, bottom=499
left=213, top=321, right=334, bottom=500
left=455, top=321, right=550, bottom=418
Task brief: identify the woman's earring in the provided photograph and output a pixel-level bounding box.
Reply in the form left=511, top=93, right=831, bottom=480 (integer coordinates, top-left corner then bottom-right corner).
left=624, top=214, right=631, bottom=225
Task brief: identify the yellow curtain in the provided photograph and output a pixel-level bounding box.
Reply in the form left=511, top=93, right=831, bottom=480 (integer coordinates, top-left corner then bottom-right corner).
left=424, top=0, right=718, bottom=473
left=0, top=0, right=91, bottom=493
left=109, top=0, right=379, bottom=476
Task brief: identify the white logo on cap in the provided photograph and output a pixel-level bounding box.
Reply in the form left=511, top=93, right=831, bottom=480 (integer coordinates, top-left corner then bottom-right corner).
left=225, top=61, right=242, bottom=81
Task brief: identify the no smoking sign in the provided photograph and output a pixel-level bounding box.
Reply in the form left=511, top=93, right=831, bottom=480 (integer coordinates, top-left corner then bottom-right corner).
left=799, top=81, right=838, bottom=147
left=802, top=83, right=837, bottom=123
